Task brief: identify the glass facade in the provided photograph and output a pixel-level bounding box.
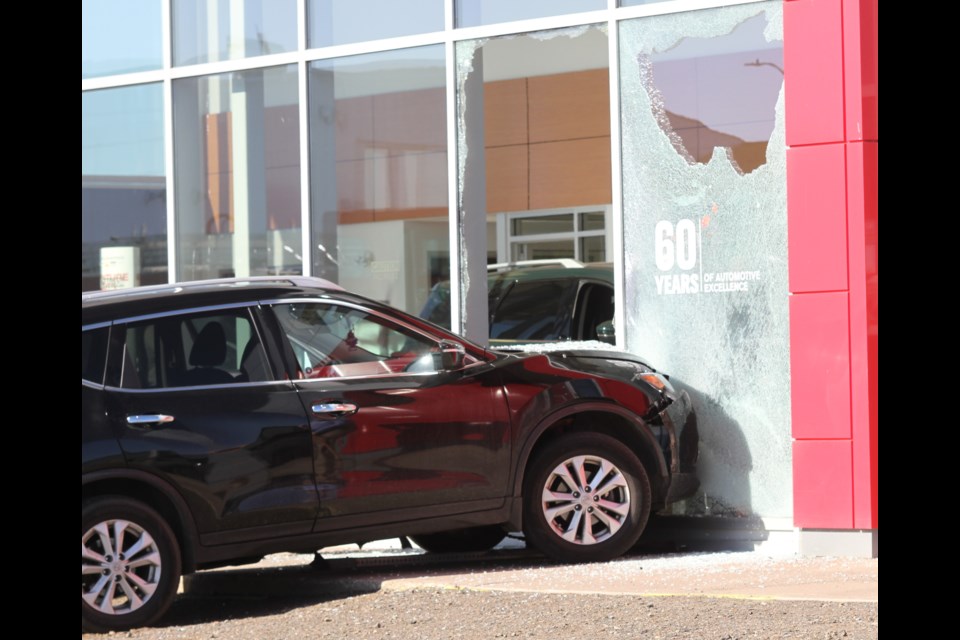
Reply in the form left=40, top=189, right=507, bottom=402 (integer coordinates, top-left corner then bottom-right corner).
left=308, top=0, right=445, bottom=47
left=174, top=65, right=301, bottom=281
left=82, top=0, right=162, bottom=78
left=621, top=1, right=789, bottom=518
left=309, top=46, right=448, bottom=315
left=172, top=0, right=298, bottom=66
left=82, top=84, right=167, bottom=290
left=82, top=0, right=792, bottom=520
left=456, top=0, right=606, bottom=27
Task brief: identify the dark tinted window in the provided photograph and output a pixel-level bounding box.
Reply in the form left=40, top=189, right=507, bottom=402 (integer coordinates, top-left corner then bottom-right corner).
left=575, top=282, right=614, bottom=340
left=490, top=280, right=573, bottom=340
left=119, top=308, right=269, bottom=389
left=82, top=326, right=110, bottom=384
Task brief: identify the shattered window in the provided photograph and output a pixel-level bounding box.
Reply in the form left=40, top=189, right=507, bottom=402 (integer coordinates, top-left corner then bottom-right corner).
left=640, top=13, right=783, bottom=175
left=620, top=2, right=791, bottom=519
left=455, top=25, right=610, bottom=342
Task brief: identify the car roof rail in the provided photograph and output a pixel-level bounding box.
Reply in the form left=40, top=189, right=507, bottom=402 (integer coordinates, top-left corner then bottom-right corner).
left=82, top=275, right=343, bottom=302
left=487, top=258, right=584, bottom=272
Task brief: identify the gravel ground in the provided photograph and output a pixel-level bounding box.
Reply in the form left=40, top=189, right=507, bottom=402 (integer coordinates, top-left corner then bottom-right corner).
left=82, top=547, right=878, bottom=640
left=83, top=588, right=877, bottom=640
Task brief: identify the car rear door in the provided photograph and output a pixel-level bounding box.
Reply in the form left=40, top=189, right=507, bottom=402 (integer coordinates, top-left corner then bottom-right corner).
left=103, top=304, right=319, bottom=545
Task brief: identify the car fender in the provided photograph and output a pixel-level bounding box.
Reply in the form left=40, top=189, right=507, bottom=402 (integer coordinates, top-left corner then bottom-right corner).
left=82, top=468, right=201, bottom=573
left=512, top=400, right=670, bottom=499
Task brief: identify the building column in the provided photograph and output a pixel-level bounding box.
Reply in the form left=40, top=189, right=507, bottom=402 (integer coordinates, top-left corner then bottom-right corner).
left=784, top=0, right=878, bottom=557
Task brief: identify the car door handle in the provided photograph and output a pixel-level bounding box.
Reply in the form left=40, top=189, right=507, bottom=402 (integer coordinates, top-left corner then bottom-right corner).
left=311, top=402, right=358, bottom=417
left=126, top=414, right=175, bottom=426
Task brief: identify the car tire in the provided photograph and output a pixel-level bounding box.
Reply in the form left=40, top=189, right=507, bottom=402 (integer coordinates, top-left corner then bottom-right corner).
left=409, top=525, right=507, bottom=553
left=81, top=496, right=182, bottom=633
left=522, top=432, right=651, bottom=562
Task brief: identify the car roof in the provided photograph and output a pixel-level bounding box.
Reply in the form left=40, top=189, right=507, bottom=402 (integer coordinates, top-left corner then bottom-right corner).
left=487, top=262, right=613, bottom=284
left=82, top=276, right=345, bottom=325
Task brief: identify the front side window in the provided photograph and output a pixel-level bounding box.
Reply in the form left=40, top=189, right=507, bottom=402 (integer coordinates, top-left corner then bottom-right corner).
left=273, top=303, right=441, bottom=378
left=118, top=308, right=269, bottom=389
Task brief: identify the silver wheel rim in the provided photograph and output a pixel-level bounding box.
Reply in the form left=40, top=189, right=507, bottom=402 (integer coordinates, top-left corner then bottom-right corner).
left=541, top=454, right=631, bottom=545
left=82, top=518, right=163, bottom=615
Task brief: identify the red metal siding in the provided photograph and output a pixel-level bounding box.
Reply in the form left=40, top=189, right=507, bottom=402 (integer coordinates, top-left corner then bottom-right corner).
left=786, top=0, right=878, bottom=531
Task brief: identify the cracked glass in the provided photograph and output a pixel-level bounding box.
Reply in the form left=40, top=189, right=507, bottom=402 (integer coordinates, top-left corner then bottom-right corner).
left=620, top=2, right=790, bottom=519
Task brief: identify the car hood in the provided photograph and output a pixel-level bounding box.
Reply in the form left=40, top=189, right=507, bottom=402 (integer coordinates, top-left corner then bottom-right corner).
left=491, top=340, right=657, bottom=370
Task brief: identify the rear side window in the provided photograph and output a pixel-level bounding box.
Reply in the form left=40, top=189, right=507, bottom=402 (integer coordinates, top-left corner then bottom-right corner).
left=118, top=308, right=271, bottom=389
left=82, top=326, right=110, bottom=385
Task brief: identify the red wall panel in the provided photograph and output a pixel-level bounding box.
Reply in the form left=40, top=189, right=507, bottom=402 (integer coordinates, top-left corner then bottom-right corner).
left=787, top=144, right=848, bottom=293
left=793, top=439, right=853, bottom=528
left=790, top=292, right=852, bottom=440
left=786, top=0, right=878, bottom=533
left=783, top=0, right=844, bottom=146
left=848, top=140, right=878, bottom=528
left=784, top=0, right=845, bottom=146
left=843, top=0, right=879, bottom=142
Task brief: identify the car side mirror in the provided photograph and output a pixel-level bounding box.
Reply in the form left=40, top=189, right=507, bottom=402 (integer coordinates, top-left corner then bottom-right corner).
left=596, top=320, right=616, bottom=345
left=438, top=340, right=466, bottom=370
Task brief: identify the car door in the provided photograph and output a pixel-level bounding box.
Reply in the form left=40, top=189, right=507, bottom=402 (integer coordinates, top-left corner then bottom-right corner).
left=572, top=279, right=615, bottom=341
left=103, top=304, right=319, bottom=545
left=265, top=300, right=511, bottom=530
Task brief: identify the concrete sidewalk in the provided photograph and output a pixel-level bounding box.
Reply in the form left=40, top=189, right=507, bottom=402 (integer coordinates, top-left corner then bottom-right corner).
left=184, top=540, right=878, bottom=604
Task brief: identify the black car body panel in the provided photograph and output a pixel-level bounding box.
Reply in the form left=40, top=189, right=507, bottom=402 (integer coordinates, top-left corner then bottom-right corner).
left=82, top=276, right=698, bottom=631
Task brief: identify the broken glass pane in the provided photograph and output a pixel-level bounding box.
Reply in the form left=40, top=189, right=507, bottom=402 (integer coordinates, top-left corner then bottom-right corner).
left=620, top=1, right=790, bottom=519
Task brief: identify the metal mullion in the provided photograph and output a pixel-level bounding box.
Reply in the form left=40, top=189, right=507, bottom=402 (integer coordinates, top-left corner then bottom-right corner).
left=302, top=30, right=449, bottom=63
left=444, top=0, right=461, bottom=335
left=164, top=50, right=304, bottom=80
left=82, top=69, right=168, bottom=92
left=614, top=0, right=766, bottom=21
left=162, top=0, right=177, bottom=283
left=608, top=3, right=624, bottom=348
left=449, top=9, right=609, bottom=41
left=298, top=0, right=311, bottom=276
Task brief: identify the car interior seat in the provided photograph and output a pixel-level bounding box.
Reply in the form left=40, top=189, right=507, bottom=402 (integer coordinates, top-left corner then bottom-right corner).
left=180, top=322, right=236, bottom=386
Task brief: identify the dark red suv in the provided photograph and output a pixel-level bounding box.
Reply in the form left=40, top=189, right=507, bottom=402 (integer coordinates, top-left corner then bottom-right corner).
left=82, top=277, right=698, bottom=631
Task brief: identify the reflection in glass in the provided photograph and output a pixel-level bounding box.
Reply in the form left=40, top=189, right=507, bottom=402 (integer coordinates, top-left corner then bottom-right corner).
left=642, top=13, right=782, bottom=174
left=309, top=47, right=448, bottom=316
left=581, top=211, right=604, bottom=231
left=512, top=214, right=574, bottom=236
left=308, top=0, right=444, bottom=48
left=510, top=239, right=574, bottom=262
left=174, top=65, right=301, bottom=281
left=456, top=0, right=605, bottom=27
left=173, top=0, right=297, bottom=66
left=82, top=84, right=167, bottom=291
left=579, top=235, right=605, bottom=262
left=82, top=0, right=162, bottom=78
